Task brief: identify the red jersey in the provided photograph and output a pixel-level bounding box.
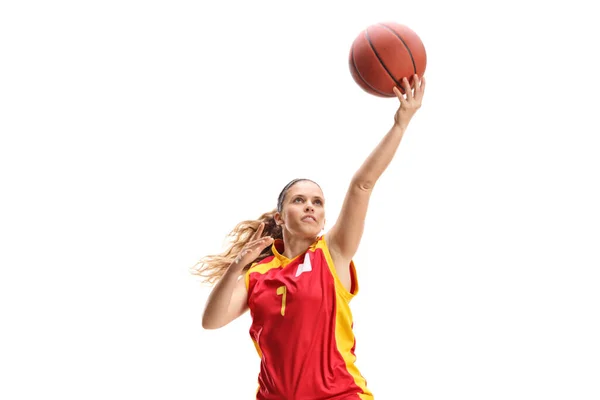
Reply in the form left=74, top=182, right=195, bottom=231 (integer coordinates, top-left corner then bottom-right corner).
left=244, top=236, right=373, bottom=400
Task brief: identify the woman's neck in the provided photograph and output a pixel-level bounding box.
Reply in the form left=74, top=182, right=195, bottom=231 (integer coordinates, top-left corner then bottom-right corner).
left=281, top=234, right=317, bottom=260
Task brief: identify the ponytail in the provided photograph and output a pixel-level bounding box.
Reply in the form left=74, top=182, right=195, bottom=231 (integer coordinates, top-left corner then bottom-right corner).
left=191, top=209, right=282, bottom=285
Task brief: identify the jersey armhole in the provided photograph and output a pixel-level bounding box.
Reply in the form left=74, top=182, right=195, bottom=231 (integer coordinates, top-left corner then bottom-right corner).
left=320, top=236, right=360, bottom=302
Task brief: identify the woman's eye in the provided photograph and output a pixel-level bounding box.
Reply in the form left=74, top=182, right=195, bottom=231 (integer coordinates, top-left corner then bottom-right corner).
left=294, top=198, right=303, bottom=203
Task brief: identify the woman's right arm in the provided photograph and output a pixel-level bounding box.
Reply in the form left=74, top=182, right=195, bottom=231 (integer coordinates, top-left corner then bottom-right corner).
left=201, top=262, right=250, bottom=329
left=201, top=222, right=274, bottom=329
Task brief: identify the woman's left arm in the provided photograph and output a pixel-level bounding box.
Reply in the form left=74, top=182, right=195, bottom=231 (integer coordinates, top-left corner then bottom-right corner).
left=326, top=75, right=426, bottom=288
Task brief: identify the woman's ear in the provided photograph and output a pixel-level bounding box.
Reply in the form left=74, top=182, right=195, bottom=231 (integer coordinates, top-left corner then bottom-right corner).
left=274, top=212, right=284, bottom=226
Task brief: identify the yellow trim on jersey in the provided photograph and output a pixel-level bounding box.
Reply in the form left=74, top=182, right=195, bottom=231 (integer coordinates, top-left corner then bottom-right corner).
left=244, top=259, right=277, bottom=290
left=251, top=338, right=263, bottom=358
left=319, top=236, right=372, bottom=399
left=244, top=239, right=320, bottom=289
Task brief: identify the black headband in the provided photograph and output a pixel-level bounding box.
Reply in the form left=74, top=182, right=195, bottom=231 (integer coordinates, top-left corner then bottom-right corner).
left=276, top=178, right=305, bottom=212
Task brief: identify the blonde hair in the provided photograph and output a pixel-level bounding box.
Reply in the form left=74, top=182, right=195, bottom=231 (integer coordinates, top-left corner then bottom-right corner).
left=192, top=178, right=321, bottom=285
left=191, top=209, right=282, bottom=285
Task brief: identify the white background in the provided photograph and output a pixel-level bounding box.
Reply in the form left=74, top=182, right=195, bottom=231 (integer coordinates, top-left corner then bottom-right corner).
left=1, top=0, right=599, bottom=399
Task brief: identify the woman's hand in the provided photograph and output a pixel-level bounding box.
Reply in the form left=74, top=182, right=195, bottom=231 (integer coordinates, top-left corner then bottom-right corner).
left=393, top=74, right=426, bottom=130
left=232, top=222, right=274, bottom=268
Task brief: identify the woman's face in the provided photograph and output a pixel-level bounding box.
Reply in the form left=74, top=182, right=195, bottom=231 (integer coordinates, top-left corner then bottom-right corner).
left=276, top=180, right=325, bottom=239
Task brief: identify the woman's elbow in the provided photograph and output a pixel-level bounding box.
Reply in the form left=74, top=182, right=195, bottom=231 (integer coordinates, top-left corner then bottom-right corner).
left=201, top=313, right=223, bottom=330
left=202, top=320, right=223, bottom=330
left=351, top=176, right=375, bottom=192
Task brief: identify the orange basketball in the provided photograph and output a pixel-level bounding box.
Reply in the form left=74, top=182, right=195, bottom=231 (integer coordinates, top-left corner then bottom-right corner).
left=349, top=22, right=427, bottom=97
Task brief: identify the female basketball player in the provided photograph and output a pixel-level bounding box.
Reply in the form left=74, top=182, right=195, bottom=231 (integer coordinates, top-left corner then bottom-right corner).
left=193, top=74, right=426, bottom=399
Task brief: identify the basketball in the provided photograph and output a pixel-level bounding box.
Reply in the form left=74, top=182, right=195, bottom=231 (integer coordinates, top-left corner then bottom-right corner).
left=349, top=22, right=427, bottom=97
